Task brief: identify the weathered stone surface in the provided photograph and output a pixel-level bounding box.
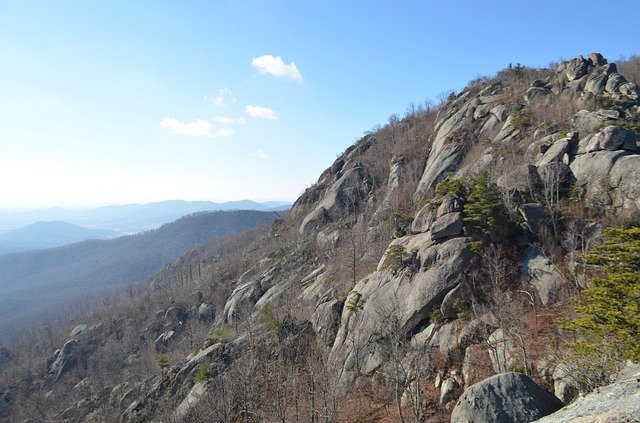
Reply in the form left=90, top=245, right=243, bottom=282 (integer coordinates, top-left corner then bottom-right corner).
left=535, top=364, right=640, bottom=423
left=411, top=202, right=436, bottom=233
left=487, top=329, right=517, bottom=373
left=451, top=372, right=563, bottom=423
left=299, top=165, right=372, bottom=233
left=524, top=86, right=551, bottom=103
left=430, top=212, right=463, bottom=240
left=523, top=247, right=566, bottom=306
left=519, top=203, right=546, bottom=235
left=609, top=154, right=640, bottom=212
left=584, top=72, right=608, bottom=96
left=330, top=236, right=471, bottom=382
left=437, top=195, right=463, bottom=217
left=564, top=56, right=589, bottom=81
left=536, top=134, right=576, bottom=166
left=605, top=72, right=627, bottom=93
left=197, top=303, right=215, bottom=320
left=572, top=110, right=604, bottom=134
left=462, top=344, right=490, bottom=387
left=497, top=165, right=540, bottom=195
left=223, top=258, right=277, bottom=323
left=588, top=52, right=607, bottom=67
left=440, top=282, right=468, bottom=320
left=165, top=307, right=187, bottom=322
left=414, top=102, right=474, bottom=201
left=154, top=331, right=175, bottom=353
left=440, top=377, right=460, bottom=404
left=312, top=298, right=343, bottom=346
left=570, top=150, right=630, bottom=210
left=578, top=125, right=639, bottom=154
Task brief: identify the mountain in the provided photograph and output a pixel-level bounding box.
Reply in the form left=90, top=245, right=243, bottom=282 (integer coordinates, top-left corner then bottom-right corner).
left=0, top=220, right=118, bottom=254
left=2, top=53, right=640, bottom=422
left=0, top=199, right=292, bottom=234
left=0, top=210, right=276, bottom=343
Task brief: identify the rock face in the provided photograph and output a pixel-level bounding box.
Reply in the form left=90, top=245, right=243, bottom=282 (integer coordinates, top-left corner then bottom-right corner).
left=534, top=364, right=640, bottom=423
left=451, top=373, right=564, bottom=423
left=47, top=325, right=95, bottom=381
left=330, top=235, right=472, bottom=382
left=298, top=164, right=373, bottom=233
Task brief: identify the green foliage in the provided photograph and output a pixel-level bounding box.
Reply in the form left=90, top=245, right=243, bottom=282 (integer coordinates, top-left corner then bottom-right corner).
left=510, top=104, right=533, bottom=133
left=208, top=325, right=230, bottom=344
left=156, top=354, right=168, bottom=373
left=345, top=291, right=362, bottom=312
left=435, top=177, right=466, bottom=198
left=384, top=213, right=414, bottom=237
left=261, top=303, right=281, bottom=332
left=463, top=171, right=507, bottom=238
left=194, top=363, right=212, bottom=383
left=561, top=227, right=640, bottom=385
left=381, top=244, right=407, bottom=273
left=429, top=306, right=443, bottom=324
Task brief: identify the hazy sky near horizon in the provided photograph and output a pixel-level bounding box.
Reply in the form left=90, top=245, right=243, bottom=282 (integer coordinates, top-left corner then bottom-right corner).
left=1, top=1, right=639, bottom=210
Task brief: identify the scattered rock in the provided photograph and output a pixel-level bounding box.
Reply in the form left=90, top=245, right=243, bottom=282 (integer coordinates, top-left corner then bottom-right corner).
left=451, top=372, right=563, bottom=423
left=197, top=303, right=215, bottom=321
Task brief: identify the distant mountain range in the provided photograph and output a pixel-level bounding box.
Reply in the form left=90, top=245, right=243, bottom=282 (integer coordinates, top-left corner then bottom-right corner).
left=0, top=199, right=290, bottom=240
left=0, top=221, right=118, bottom=255
left=0, top=209, right=277, bottom=342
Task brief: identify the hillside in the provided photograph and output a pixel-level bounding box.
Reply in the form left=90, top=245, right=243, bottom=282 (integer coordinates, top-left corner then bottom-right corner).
left=0, top=210, right=276, bottom=343
left=0, top=221, right=118, bottom=255
left=1, top=52, right=640, bottom=422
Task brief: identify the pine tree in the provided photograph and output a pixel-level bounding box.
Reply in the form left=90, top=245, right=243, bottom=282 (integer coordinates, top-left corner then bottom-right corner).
left=563, top=227, right=640, bottom=363
left=560, top=227, right=640, bottom=392
left=463, top=171, right=506, bottom=238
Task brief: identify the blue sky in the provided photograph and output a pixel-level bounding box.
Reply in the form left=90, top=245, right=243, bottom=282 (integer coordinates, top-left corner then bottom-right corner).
left=1, top=0, right=639, bottom=210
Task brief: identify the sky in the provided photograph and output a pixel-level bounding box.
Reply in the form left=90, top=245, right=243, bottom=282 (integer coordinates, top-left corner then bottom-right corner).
left=1, top=0, right=639, bottom=211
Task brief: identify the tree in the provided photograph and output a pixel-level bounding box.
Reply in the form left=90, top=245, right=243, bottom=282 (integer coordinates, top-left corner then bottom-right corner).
left=463, top=171, right=507, bottom=239
left=561, top=227, right=640, bottom=389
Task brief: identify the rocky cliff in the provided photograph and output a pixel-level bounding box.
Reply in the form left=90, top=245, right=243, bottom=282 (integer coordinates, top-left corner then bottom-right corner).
left=2, top=52, right=640, bottom=422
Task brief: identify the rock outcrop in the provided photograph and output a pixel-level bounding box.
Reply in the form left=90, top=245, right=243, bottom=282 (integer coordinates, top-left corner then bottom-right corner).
left=451, top=372, right=564, bottom=423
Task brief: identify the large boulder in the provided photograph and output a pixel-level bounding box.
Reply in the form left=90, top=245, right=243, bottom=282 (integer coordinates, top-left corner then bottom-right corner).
left=577, top=125, right=639, bottom=154
left=451, top=372, right=563, bottom=423
left=535, top=364, right=640, bottom=423
left=430, top=212, right=463, bottom=240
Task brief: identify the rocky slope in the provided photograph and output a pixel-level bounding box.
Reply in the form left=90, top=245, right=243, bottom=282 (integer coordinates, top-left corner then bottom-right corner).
left=1, top=52, right=639, bottom=422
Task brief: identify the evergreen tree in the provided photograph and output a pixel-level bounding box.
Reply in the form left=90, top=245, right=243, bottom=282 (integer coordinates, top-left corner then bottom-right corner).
left=463, top=171, right=506, bottom=238
left=563, top=227, right=640, bottom=363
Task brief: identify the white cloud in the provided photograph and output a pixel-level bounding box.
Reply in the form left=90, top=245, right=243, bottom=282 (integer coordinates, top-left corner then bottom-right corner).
left=255, top=149, right=269, bottom=160
left=213, top=116, right=249, bottom=125
left=245, top=105, right=278, bottom=121
left=209, top=87, right=237, bottom=107
left=251, top=55, right=303, bottom=82
left=160, top=118, right=235, bottom=138
left=213, top=116, right=236, bottom=124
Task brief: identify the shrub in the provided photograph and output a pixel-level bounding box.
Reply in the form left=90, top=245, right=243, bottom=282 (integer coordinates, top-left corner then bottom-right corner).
left=346, top=291, right=362, bottom=311
left=435, top=177, right=466, bottom=198
left=156, top=354, right=168, bottom=373
left=194, top=363, right=212, bottom=383
left=381, top=244, right=407, bottom=273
